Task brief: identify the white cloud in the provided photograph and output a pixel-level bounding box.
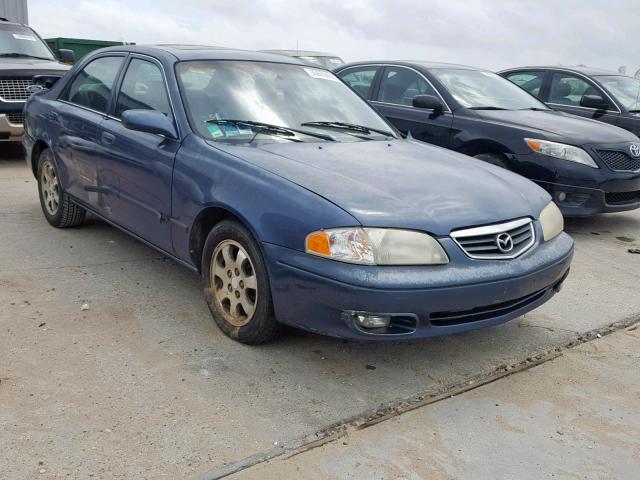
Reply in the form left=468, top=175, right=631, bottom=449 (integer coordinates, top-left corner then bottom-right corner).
left=29, top=0, right=640, bottom=72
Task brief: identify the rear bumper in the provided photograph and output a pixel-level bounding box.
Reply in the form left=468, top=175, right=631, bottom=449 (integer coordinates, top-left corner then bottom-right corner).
left=263, top=231, right=574, bottom=341
left=0, top=114, right=23, bottom=141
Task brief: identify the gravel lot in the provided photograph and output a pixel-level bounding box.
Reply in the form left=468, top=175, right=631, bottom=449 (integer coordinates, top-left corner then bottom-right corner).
left=1, top=144, right=639, bottom=479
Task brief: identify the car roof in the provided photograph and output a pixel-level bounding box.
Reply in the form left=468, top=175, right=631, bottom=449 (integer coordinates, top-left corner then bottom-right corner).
left=499, top=65, right=624, bottom=77
left=337, top=60, right=481, bottom=71
left=93, top=44, right=306, bottom=65
left=259, top=49, right=340, bottom=58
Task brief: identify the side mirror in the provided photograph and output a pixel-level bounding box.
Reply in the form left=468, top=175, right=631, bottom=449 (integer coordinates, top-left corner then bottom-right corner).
left=580, top=94, right=608, bottom=110
left=57, top=49, right=75, bottom=64
left=413, top=95, right=444, bottom=112
left=122, top=109, right=178, bottom=139
left=29, top=74, right=64, bottom=93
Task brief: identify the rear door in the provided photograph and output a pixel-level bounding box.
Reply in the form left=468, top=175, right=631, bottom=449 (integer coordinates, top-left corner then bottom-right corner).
left=55, top=55, right=125, bottom=208
left=337, top=65, right=381, bottom=100
left=98, top=55, right=179, bottom=252
left=502, top=70, right=549, bottom=101
left=370, top=66, right=453, bottom=147
left=546, top=71, right=620, bottom=126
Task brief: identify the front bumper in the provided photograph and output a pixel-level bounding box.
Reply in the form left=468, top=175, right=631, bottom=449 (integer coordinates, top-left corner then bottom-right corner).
left=0, top=114, right=23, bottom=141
left=264, top=229, right=574, bottom=341
left=510, top=149, right=640, bottom=216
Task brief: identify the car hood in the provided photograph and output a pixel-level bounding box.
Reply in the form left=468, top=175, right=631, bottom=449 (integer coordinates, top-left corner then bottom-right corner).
left=212, top=139, right=550, bottom=236
left=0, top=58, right=70, bottom=74
left=475, top=109, right=636, bottom=145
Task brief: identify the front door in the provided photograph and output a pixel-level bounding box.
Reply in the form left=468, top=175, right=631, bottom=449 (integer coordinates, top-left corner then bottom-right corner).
left=371, top=66, right=454, bottom=147
left=546, top=71, right=620, bottom=126
left=98, top=56, right=179, bottom=253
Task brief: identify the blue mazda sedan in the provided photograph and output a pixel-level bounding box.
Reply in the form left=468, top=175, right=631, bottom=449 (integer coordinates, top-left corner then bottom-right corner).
left=23, top=45, right=574, bottom=343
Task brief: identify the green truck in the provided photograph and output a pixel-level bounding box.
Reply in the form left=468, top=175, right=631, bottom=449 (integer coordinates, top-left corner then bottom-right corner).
left=45, top=38, right=133, bottom=62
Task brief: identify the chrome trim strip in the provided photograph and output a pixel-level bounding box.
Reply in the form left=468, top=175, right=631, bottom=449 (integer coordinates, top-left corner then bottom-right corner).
left=450, top=218, right=536, bottom=260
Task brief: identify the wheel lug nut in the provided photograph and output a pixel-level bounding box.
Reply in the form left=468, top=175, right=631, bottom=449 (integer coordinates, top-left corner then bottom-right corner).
left=239, top=280, right=244, bottom=289
left=227, top=270, right=232, bottom=278
left=235, top=291, right=240, bottom=298
left=234, top=268, right=240, bottom=276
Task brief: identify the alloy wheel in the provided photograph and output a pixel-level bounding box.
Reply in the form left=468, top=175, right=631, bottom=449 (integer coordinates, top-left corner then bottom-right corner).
left=210, top=239, right=258, bottom=327
left=40, top=159, right=60, bottom=216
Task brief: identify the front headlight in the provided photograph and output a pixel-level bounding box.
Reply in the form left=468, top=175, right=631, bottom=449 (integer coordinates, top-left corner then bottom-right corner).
left=525, top=138, right=599, bottom=168
left=305, top=228, right=449, bottom=265
left=539, top=202, right=564, bottom=241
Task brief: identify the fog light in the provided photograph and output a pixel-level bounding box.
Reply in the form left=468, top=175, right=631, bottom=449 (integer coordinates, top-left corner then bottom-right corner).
left=556, top=191, right=567, bottom=202
left=356, top=313, right=391, bottom=329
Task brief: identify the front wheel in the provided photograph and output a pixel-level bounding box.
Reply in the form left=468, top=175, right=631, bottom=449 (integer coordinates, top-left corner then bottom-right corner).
left=202, top=220, right=279, bottom=344
left=37, top=149, right=86, bottom=228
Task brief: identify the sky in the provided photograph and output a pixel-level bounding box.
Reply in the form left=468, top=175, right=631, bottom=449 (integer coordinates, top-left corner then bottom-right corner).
left=28, top=0, right=640, bottom=74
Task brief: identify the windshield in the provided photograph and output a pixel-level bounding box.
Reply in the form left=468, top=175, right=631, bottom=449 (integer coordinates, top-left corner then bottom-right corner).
left=432, top=69, right=549, bottom=110
left=0, top=24, right=55, bottom=60
left=297, top=56, right=345, bottom=69
left=595, top=75, right=640, bottom=111
left=177, top=60, right=393, bottom=143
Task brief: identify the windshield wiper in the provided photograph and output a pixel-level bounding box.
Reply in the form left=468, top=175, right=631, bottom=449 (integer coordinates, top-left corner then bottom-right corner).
left=0, top=53, right=52, bottom=60
left=205, top=119, right=335, bottom=142
left=301, top=121, right=395, bottom=137
left=628, top=109, right=640, bottom=113
left=520, top=107, right=548, bottom=111
left=468, top=106, right=508, bottom=110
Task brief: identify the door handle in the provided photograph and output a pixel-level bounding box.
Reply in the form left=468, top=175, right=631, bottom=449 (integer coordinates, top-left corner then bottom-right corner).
left=47, top=112, right=59, bottom=121
left=101, top=132, right=116, bottom=145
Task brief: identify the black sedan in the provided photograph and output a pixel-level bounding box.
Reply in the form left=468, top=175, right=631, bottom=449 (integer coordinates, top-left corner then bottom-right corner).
left=334, top=61, right=640, bottom=216
left=499, top=65, right=640, bottom=138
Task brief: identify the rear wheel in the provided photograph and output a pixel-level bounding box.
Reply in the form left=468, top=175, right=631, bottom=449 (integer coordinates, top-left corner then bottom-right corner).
left=37, top=149, right=85, bottom=228
left=474, top=152, right=509, bottom=169
left=202, top=220, right=278, bottom=344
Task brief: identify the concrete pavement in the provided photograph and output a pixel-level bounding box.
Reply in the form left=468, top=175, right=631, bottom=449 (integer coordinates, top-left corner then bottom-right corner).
left=1, top=146, right=639, bottom=479
left=232, top=325, right=640, bottom=480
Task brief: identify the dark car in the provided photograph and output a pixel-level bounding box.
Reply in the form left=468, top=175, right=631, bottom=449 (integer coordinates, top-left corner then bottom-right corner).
left=0, top=17, right=72, bottom=142
left=23, top=45, right=573, bottom=344
left=259, top=49, right=344, bottom=69
left=335, top=61, right=640, bottom=216
left=499, top=65, right=640, bottom=138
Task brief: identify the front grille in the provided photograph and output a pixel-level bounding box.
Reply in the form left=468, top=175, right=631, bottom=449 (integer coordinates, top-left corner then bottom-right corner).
left=6, top=112, right=23, bottom=125
left=0, top=79, right=32, bottom=101
left=451, top=218, right=535, bottom=260
left=596, top=150, right=640, bottom=172
left=605, top=191, right=640, bottom=205
left=430, top=288, right=548, bottom=326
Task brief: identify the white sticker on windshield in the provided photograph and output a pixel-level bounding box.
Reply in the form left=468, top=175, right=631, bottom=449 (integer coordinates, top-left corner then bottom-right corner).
left=13, top=34, right=37, bottom=41
left=304, top=67, right=338, bottom=81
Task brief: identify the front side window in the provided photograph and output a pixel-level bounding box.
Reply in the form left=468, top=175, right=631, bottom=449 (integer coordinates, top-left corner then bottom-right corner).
left=505, top=71, right=545, bottom=98
left=549, top=73, right=599, bottom=107
left=64, top=56, right=124, bottom=113
left=377, top=67, right=438, bottom=106
left=339, top=67, right=379, bottom=98
left=116, top=58, right=171, bottom=118
left=432, top=69, right=548, bottom=110
left=595, top=75, right=640, bottom=112
left=177, top=60, right=394, bottom=143
left=0, top=23, right=54, bottom=60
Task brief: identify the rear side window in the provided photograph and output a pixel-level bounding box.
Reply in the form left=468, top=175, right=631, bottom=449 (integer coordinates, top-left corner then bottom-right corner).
left=505, top=71, right=545, bottom=98
left=377, top=67, right=438, bottom=106
left=115, top=58, right=171, bottom=118
left=339, top=67, right=379, bottom=99
left=64, top=56, right=124, bottom=113
left=549, top=72, right=598, bottom=106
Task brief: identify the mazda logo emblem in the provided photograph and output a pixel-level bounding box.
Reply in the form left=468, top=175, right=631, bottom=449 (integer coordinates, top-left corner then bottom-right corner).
left=630, top=144, right=640, bottom=158
left=496, top=232, right=514, bottom=253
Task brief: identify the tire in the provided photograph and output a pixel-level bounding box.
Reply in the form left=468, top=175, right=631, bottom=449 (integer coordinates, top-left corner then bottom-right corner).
left=37, top=149, right=86, bottom=228
left=202, top=220, right=279, bottom=344
left=473, top=152, right=510, bottom=169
